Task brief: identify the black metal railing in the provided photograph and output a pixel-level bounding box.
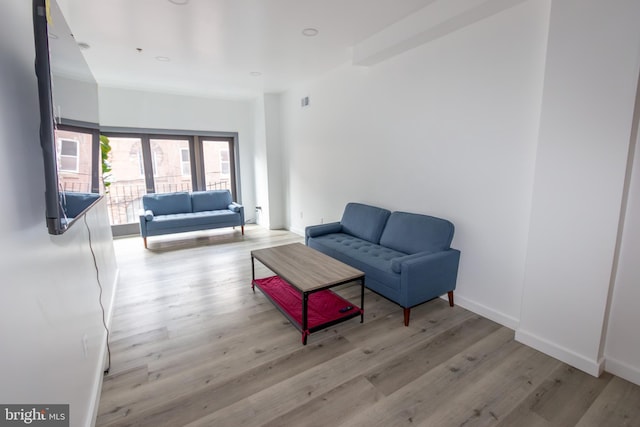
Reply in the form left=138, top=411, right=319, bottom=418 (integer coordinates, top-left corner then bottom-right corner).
left=106, top=180, right=230, bottom=225
left=62, top=180, right=231, bottom=225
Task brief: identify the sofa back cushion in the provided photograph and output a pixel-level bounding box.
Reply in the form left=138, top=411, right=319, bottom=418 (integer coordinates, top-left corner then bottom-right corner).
left=191, top=190, right=233, bottom=212
left=341, top=202, right=391, bottom=244
left=380, top=211, right=454, bottom=254
left=143, top=192, right=192, bottom=215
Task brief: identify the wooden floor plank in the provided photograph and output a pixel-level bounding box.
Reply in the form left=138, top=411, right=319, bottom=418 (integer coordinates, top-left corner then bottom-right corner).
left=419, top=344, right=562, bottom=426
left=575, top=376, right=640, bottom=427
left=261, top=376, right=384, bottom=427
left=365, top=315, right=502, bottom=396
left=181, top=312, right=474, bottom=427
left=112, top=335, right=356, bottom=427
left=338, top=327, right=521, bottom=427
left=96, top=227, right=640, bottom=427
left=497, top=365, right=614, bottom=427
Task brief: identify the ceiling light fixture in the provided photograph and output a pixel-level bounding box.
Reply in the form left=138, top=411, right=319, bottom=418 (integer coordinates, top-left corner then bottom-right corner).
left=168, top=0, right=189, bottom=4
left=249, top=71, right=262, bottom=77
left=77, top=42, right=90, bottom=50
left=155, top=56, right=171, bottom=62
left=48, top=33, right=59, bottom=39
left=302, top=28, right=319, bottom=37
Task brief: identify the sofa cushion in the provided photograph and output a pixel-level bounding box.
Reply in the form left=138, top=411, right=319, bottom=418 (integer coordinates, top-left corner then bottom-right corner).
left=146, top=210, right=238, bottom=231
left=143, top=192, right=192, bottom=215
left=380, top=211, right=454, bottom=255
left=191, top=190, right=233, bottom=212
left=340, top=203, right=391, bottom=244
left=308, top=233, right=403, bottom=290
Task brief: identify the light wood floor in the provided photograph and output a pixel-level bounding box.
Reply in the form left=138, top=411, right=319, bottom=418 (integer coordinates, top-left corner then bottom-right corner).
left=96, top=226, right=640, bottom=427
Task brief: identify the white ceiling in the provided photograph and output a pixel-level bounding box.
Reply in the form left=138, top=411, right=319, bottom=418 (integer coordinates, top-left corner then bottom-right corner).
left=54, top=0, right=438, bottom=98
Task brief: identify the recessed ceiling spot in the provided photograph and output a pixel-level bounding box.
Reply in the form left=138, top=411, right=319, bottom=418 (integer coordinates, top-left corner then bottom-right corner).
left=302, top=28, right=319, bottom=37
left=77, top=42, right=91, bottom=50
left=155, top=56, right=171, bottom=62
left=249, top=71, right=262, bottom=77
left=168, top=0, right=189, bottom=4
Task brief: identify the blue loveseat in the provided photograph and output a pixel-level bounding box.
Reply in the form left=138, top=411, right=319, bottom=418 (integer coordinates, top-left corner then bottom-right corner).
left=305, top=202, right=460, bottom=326
left=139, top=190, right=244, bottom=248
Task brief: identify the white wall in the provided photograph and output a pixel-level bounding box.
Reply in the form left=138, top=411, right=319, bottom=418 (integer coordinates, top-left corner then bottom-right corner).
left=252, top=95, right=270, bottom=227
left=273, top=0, right=640, bottom=385
left=53, top=74, right=100, bottom=124
left=264, top=93, right=286, bottom=229
left=605, top=112, right=640, bottom=385
left=98, top=86, right=259, bottom=215
left=517, top=0, right=640, bottom=377
left=0, top=3, right=118, bottom=425
left=249, top=93, right=286, bottom=229
left=276, top=0, right=550, bottom=328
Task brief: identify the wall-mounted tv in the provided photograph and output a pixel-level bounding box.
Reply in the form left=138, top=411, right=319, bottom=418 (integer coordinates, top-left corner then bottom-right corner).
left=32, top=0, right=101, bottom=235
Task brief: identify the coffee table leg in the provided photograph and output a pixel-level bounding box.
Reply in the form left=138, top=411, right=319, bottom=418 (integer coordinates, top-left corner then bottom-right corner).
left=360, top=277, right=365, bottom=323
left=302, top=292, right=309, bottom=345
left=251, top=256, right=255, bottom=292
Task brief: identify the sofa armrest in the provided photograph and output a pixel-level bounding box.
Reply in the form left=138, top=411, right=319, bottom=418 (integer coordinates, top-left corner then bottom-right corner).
left=305, top=222, right=342, bottom=244
left=398, top=249, right=461, bottom=306
left=139, top=209, right=154, bottom=221
left=391, top=251, right=434, bottom=273
left=138, top=210, right=154, bottom=238
left=228, top=202, right=245, bottom=224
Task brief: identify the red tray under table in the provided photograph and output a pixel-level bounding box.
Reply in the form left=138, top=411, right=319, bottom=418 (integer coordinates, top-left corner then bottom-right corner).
left=252, top=276, right=362, bottom=337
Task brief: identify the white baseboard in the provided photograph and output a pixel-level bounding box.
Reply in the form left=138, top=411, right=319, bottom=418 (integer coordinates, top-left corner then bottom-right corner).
left=448, top=294, right=520, bottom=330
left=605, top=356, right=640, bottom=386
left=515, top=328, right=604, bottom=377
left=289, top=227, right=305, bottom=237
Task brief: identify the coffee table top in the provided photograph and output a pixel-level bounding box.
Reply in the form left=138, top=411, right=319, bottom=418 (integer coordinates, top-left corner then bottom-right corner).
left=251, top=243, right=364, bottom=292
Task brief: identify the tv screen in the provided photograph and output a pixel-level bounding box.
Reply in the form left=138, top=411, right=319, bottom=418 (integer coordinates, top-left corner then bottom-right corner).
left=32, top=0, right=101, bottom=234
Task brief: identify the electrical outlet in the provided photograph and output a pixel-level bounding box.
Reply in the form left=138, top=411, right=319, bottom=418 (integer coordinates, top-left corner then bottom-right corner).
left=320, top=217, right=324, bottom=224
left=299, top=211, right=303, bottom=219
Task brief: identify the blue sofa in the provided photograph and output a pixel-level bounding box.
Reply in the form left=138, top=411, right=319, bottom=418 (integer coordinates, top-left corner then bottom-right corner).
left=305, top=202, right=460, bottom=326
left=139, top=190, right=244, bottom=248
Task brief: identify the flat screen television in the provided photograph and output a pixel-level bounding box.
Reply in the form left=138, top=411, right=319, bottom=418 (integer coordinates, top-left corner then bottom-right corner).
left=32, top=0, right=101, bottom=235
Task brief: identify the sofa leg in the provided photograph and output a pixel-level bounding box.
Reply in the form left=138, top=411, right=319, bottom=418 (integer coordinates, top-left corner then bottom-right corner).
left=403, top=308, right=410, bottom=327
left=448, top=291, right=454, bottom=307
left=241, top=225, right=244, bottom=235
left=143, top=237, right=147, bottom=249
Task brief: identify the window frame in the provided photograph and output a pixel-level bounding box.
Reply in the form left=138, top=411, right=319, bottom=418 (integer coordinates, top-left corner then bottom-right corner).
left=180, top=147, right=191, bottom=177
left=99, top=127, right=241, bottom=227
left=58, top=137, right=80, bottom=173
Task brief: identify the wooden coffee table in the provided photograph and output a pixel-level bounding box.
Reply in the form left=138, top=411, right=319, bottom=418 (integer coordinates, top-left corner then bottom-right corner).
left=251, top=243, right=365, bottom=344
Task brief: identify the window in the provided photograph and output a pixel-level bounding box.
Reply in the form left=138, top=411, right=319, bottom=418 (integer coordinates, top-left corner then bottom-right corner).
left=220, top=149, right=230, bottom=176
left=181, top=148, right=190, bottom=176
left=203, top=138, right=234, bottom=192
left=54, top=125, right=100, bottom=193
left=101, top=131, right=238, bottom=228
left=106, top=137, right=145, bottom=225
left=58, top=138, right=79, bottom=172
left=150, top=138, right=191, bottom=193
